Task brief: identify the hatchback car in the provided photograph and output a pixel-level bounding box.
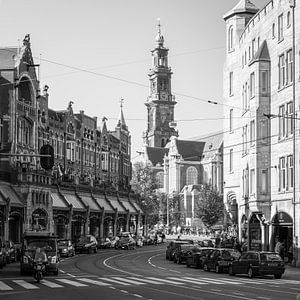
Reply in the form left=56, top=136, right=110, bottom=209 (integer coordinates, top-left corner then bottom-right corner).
left=186, top=247, right=215, bottom=268
left=228, top=251, right=285, bottom=279
left=75, top=235, right=97, bottom=254
left=58, top=239, right=75, bottom=257
left=173, top=244, right=199, bottom=264
left=166, top=240, right=193, bottom=261
left=203, top=248, right=241, bottom=273
left=115, top=236, right=136, bottom=250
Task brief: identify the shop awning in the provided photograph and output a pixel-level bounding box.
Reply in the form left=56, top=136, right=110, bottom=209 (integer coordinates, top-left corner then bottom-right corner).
left=79, top=194, right=100, bottom=211
left=51, top=193, right=68, bottom=209
left=0, top=185, right=23, bottom=206
left=94, top=196, right=114, bottom=212
left=119, top=198, right=137, bottom=213
left=131, top=200, right=143, bottom=213
left=108, top=197, right=126, bottom=213
left=63, top=193, right=85, bottom=210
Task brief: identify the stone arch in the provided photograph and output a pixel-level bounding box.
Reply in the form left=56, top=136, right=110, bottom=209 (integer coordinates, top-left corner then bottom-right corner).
left=31, top=208, right=48, bottom=231
left=186, top=166, right=198, bottom=185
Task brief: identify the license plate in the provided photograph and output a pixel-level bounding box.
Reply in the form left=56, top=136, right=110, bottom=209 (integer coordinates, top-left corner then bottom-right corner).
left=268, top=263, right=278, bottom=266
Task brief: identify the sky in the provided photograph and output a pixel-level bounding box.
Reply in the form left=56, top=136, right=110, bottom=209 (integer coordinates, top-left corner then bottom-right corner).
left=0, top=0, right=270, bottom=158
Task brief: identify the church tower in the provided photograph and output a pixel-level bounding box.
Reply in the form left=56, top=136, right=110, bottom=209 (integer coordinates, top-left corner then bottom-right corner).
left=143, top=22, right=178, bottom=148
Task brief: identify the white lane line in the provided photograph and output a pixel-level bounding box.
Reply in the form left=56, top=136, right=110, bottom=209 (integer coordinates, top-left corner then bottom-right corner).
left=77, top=278, right=111, bottom=286
left=221, top=278, right=264, bottom=285
left=210, top=289, right=222, bottom=292
left=129, top=277, right=164, bottom=285
left=41, top=280, right=63, bottom=288
left=12, top=280, right=39, bottom=290
left=168, top=277, right=207, bottom=285
left=200, top=277, right=243, bottom=285
left=0, top=281, right=13, bottom=291
left=146, top=277, right=185, bottom=285
left=56, top=279, right=87, bottom=287
left=179, top=277, right=223, bottom=285
left=60, top=270, right=66, bottom=273
left=233, top=292, right=245, bottom=296
left=66, top=273, right=76, bottom=278
left=257, top=297, right=272, bottom=300
left=112, top=277, right=145, bottom=285
left=133, top=294, right=143, bottom=298
left=98, top=278, right=130, bottom=286
left=120, top=290, right=129, bottom=294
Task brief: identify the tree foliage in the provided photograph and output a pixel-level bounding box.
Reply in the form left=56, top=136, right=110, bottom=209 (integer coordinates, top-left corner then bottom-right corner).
left=195, top=184, right=224, bottom=228
left=130, top=161, right=160, bottom=225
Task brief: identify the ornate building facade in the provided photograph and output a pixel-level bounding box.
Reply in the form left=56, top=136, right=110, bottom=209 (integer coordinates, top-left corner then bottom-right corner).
left=223, top=0, right=300, bottom=265
left=0, top=35, right=142, bottom=243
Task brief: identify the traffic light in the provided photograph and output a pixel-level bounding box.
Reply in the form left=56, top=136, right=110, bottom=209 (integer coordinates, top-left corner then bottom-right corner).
left=40, top=144, right=54, bottom=170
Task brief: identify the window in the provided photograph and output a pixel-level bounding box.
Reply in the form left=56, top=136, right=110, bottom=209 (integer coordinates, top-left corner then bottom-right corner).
left=186, top=167, right=198, bottom=185
left=260, top=70, right=269, bottom=95
left=279, top=54, right=285, bottom=88
left=228, top=26, right=234, bottom=52
left=250, top=72, right=255, bottom=98
left=250, top=169, right=255, bottom=194
left=287, top=101, right=293, bottom=135
left=287, top=155, right=293, bottom=189
left=250, top=120, right=255, bottom=145
left=156, top=172, right=164, bottom=189
left=272, top=23, right=276, bottom=38
left=287, top=11, right=291, bottom=27
left=278, top=14, right=284, bottom=41
left=229, top=109, right=233, bottom=132
left=229, top=72, right=233, bottom=96
left=261, top=169, right=268, bottom=193
left=229, top=149, right=233, bottom=172
left=0, top=118, right=3, bottom=145
left=260, top=119, right=268, bottom=143
left=245, top=82, right=248, bottom=110
left=248, top=46, right=251, bottom=61
left=279, top=105, right=285, bottom=138
left=243, top=167, right=249, bottom=198
left=279, top=157, right=286, bottom=191
left=287, top=49, right=293, bottom=84
left=252, top=39, right=255, bottom=57
left=257, top=37, right=260, bottom=50
left=243, top=125, right=248, bottom=154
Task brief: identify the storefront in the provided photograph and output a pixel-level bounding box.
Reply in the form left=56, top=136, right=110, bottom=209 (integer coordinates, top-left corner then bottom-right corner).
left=248, top=214, right=262, bottom=251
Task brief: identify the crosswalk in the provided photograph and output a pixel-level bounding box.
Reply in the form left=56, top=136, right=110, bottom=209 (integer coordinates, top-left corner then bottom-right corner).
left=0, top=276, right=299, bottom=291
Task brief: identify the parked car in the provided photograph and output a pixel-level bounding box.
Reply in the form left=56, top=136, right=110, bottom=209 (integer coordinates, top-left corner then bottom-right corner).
left=166, top=240, right=193, bottom=261
left=0, top=239, right=6, bottom=269
left=97, top=238, right=112, bottom=249
left=20, top=231, right=59, bottom=275
left=58, top=239, right=75, bottom=257
left=198, top=239, right=214, bottom=248
left=173, top=244, right=199, bottom=264
left=228, top=251, right=285, bottom=279
left=75, top=235, right=97, bottom=254
left=115, top=236, right=136, bottom=250
left=4, top=240, right=17, bottom=263
left=109, top=236, right=119, bottom=248
left=186, top=247, right=215, bottom=269
left=203, top=248, right=241, bottom=273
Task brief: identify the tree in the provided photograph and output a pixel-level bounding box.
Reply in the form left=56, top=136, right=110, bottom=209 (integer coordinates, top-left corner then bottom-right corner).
left=130, top=161, right=160, bottom=227
left=195, top=184, right=224, bottom=229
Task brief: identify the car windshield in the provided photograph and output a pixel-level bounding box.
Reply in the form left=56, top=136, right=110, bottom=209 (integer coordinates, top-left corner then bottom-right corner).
left=260, top=253, right=282, bottom=261
left=26, top=239, right=56, bottom=251
left=58, top=241, right=69, bottom=246
left=78, top=236, right=90, bottom=243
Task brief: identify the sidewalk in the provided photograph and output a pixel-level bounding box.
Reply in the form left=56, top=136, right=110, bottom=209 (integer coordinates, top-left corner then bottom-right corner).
left=284, top=264, right=300, bottom=280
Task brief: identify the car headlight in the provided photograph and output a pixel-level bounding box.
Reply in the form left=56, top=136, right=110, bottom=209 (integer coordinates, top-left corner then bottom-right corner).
left=62, top=249, right=67, bottom=253
left=51, top=256, right=57, bottom=263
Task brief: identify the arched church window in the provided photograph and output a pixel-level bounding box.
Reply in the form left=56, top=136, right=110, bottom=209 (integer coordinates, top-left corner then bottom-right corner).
left=186, top=166, right=198, bottom=185
left=156, top=171, right=164, bottom=189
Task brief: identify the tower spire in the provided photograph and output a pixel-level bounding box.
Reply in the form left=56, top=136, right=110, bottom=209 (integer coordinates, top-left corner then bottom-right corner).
left=116, top=98, right=127, bottom=131
left=155, top=18, right=164, bottom=47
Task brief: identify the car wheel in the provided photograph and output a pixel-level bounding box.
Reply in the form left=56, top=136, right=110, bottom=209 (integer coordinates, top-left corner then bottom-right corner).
left=53, top=269, right=59, bottom=276
left=229, top=265, right=235, bottom=276
left=186, top=262, right=190, bottom=268
left=216, top=264, right=222, bottom=273
left=248, top=267, right=254, bottom=279
left=94, top=248, right=97, bottom=253
left=274, top=274, right=282, bottom=279
left=203, top=263, right=210, bottom=272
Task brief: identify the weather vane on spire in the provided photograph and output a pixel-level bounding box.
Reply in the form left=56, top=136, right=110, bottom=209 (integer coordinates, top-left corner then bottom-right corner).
left=157, top=18, right=161, bottom=35
left=120, top=97, right=124, bottom=108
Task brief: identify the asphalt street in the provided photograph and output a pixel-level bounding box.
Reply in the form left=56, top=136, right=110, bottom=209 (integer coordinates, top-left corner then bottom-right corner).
left=0, top=244, right=299, bottom=300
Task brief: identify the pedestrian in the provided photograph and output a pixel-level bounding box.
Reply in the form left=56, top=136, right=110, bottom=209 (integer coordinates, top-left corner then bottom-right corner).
left=161, top=232, right=165, bottom=243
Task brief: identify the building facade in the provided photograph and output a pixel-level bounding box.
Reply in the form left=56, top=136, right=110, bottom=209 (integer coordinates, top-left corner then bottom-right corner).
left=223, top=0, right=300, bottom=265
left=0, top=35, right=142, bottom=243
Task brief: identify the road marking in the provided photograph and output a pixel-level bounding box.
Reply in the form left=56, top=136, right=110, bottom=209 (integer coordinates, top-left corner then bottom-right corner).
left=98, top=277, right=131, bottom=286
left=168, top=277, right=207, bottom=285
left=257, top=297, right=272, bottom=300
left=0, top=281, right=13, bottom=291
left=56, top=279, right=87, bottom=287
left=12, top=280, right=39, bottom=290
left=133, top=294, right=143, bottom=298
left=112, top=277, right=145, bottom=285
left=233, top=292, right=245, bottom=296
left=129, top=277, right=164, bottom=285
left=120, top=290, right=129, bottom=293
left=210, top=289, right=222, bottom=292
left=41, top=280, right=63, bottom=288
left=66, top=273, right=76, bottom=278
left=77, top=278, right=110, bottom=286
left=146, top=277, right=185, bottom=285
left=200, top=277, right=243, bottom=285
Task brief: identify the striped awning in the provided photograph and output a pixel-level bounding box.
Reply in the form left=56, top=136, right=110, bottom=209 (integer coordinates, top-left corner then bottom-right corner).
left=108, top=197, right=126, bottom=213
left=51, top=193, right=68, bottom=208
left=119, top=198, right=137, bottom=213
left=94, top=196, right=114, bottom=212
left=63, top=193, right=85, bottom=210
left=80, top=194, right=100, bottom=211
left=0, top=185, right=23, bottom=206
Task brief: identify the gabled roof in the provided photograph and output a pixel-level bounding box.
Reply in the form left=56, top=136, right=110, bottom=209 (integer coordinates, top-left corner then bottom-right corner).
left=223, top=0, right=259, bottom=21
left=250, top=40, right=270, bottom=64
left=145, top=147, right=168, bottom=166
left=176, top=140, right=205, bottom=161
left=198, top=132, right=223, bottom=161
